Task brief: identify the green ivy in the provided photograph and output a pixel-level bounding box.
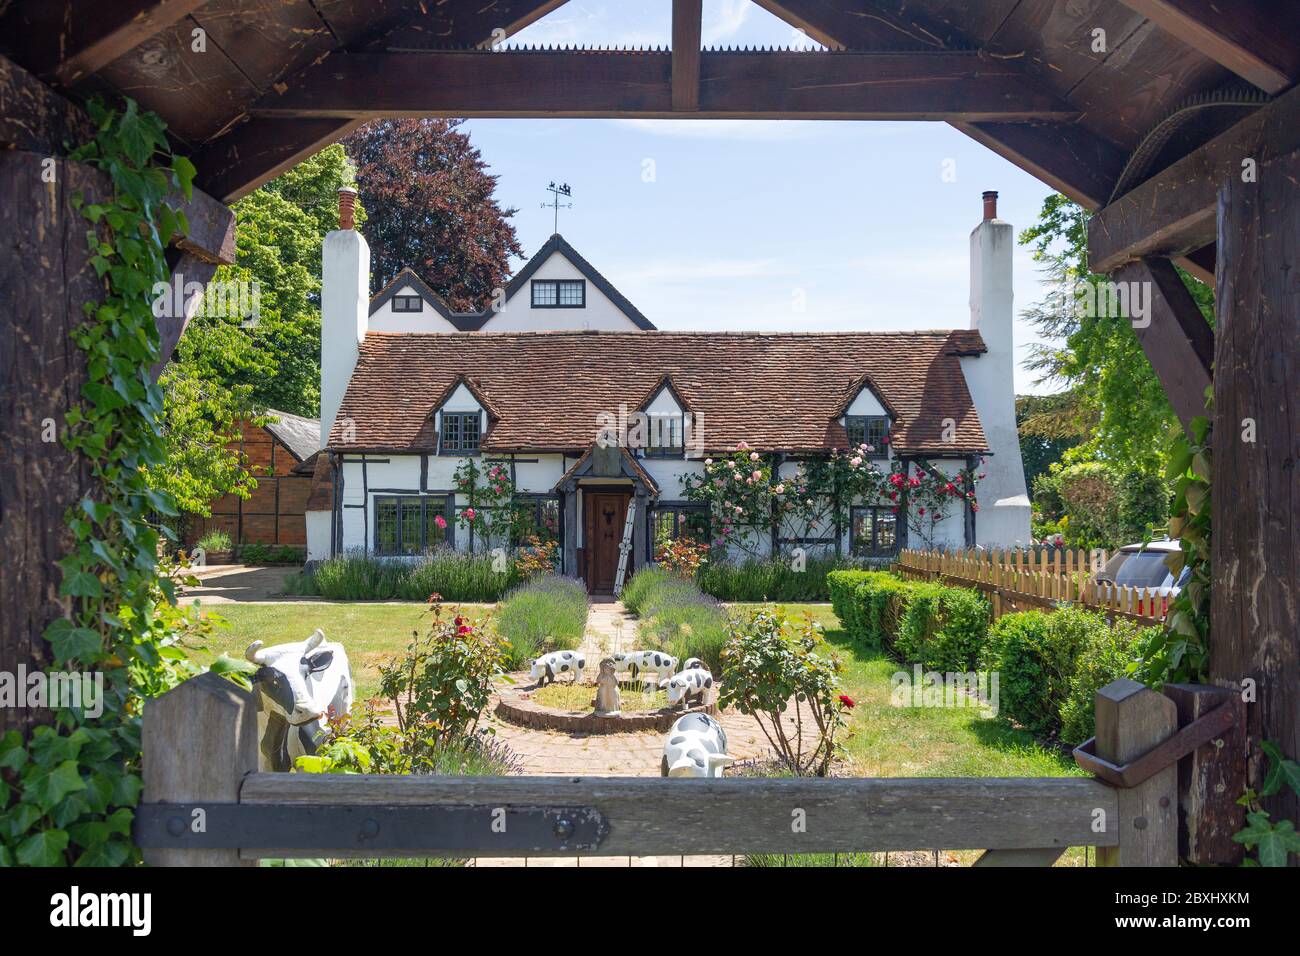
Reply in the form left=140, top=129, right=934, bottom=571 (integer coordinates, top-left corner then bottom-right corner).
left=0, top=97, right=195, bottom=866
left=1234, top=742, right=1300, bottom=866
left=1131, top=406, right=1212, bottom=686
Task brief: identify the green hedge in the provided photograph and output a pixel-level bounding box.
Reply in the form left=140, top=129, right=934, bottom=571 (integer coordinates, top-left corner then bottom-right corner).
left=698, top=557, right=887, bottom=602
left=980, top=605, right=1159, bottom=741
left=297, top=551, right=518, bottom=602
left=894, top=583, right=990, bottom=672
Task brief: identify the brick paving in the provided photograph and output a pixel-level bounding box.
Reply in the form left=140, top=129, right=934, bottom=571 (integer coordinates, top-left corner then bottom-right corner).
left=474, top=600, right=815, bottom=868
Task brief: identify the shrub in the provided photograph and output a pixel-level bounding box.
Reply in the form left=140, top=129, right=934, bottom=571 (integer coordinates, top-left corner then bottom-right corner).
left=495, top=574, right=588, bottom=669
left=701, top=556, right=884, bottom=602
left=377, top=596, right=507, bottom=763
left=1116, top=469, right=1170, bottom=542
left=196, top=529, right=232, bottom=552
left=981, top=606, right=1108, bottom=737
left=854, top=574, right=918, bottom=651
left=720, top=607, right=850, bottom=776
left=306, top=550, right=517, bottom=602
left=656, top=536, right=709, bottom=578
left=235, top=543, right=305, bottom=565
left=621, top=566, right=673, bottom=616
left=894, top=583, right=990, bottom=672
left=1059, top=618, right=1155, bottom=743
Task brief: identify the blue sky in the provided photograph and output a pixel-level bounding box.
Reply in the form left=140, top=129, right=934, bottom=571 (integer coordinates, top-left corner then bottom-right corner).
left=460, top=1, right=1063, bottom=395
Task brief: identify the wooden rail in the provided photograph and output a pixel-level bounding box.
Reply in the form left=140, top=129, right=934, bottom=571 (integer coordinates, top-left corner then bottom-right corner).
left=896, top=548, right=1169, bottom=626
left=136, top=673, right=1192, bottom=867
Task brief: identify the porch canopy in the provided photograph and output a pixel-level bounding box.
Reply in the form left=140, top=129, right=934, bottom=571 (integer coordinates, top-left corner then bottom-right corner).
left=1, top=0, right=1297, bottom=851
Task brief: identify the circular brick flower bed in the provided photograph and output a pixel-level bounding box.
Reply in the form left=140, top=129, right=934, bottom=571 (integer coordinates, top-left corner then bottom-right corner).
left=494, top=673, right=717, bottom=733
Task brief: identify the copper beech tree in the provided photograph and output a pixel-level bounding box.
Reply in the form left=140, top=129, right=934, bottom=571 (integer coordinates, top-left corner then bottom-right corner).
left=343, top=118, right=523, bottom=309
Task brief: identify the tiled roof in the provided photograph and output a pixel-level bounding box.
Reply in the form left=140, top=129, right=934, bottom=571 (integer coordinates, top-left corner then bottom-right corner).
left=263, top=408, right=321, bottom=462
left=328, top=329, right=990, bottom=455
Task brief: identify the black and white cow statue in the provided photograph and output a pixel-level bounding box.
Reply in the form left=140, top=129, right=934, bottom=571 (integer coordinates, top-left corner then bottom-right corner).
left=661, top=712, right=734, bottom=777
left=530, top=649, right=585, bottom=686
left=682, top=657, right=704, bottom=673
left=246, top=629, right=353, bottom=772
left=659, top=665, right=714, bottom=709
left=612, top=650, right=678, bottom=682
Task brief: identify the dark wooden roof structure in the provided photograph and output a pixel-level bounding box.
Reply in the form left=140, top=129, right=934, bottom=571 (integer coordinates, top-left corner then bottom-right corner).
left=1, top=0, right=1298, bottom=863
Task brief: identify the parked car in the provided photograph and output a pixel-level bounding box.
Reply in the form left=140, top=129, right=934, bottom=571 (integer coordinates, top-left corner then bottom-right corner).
left=1093, top=540, right=1188, bottom=617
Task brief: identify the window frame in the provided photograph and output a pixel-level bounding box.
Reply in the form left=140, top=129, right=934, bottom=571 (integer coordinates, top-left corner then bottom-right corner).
left=644, top=413, right=685, bottom=458
left=509, top=493, right=564, bottom=549
left=438, top=410, right=482, bottom=455
left=849, top=505, right=898, bottom=558
left=391, top=294, right=424, bottom=313
left=647, top=503, right=710, bottom=561
left=374, top=494, right=453, bottom=555
left=530, top=278, right=586, bottom=309
left=845, top=415, right=891, bottom=457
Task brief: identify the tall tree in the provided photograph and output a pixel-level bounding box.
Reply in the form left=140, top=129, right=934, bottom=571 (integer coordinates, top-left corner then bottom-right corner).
left=343, top=119, right=522, bottom=307
left=1017, top=195, right=1214, bottom=474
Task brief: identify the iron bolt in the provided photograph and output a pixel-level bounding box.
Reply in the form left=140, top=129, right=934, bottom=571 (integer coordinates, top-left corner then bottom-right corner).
left=167, top=817, right=186, bottom=837
left=360, top=818, right=380, bottom=838
left=1134, top=816, right=1149, bottom=830
left=554, top=818, right=575, bottom=840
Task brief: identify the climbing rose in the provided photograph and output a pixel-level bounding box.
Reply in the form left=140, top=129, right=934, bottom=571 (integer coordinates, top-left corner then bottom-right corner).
left=749, top=451, right=760, bottom=461
left=752, top=470, right=762, bottom=481
left=465, top=507, right=477, bottom=522
left=850, top=456, right=862, bottom=467
left=774, top=483, right=785, bottom=494
left=434, top=514, right=447, bottom=529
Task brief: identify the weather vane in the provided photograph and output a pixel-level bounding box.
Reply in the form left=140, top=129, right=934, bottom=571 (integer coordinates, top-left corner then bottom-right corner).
left=542, top=181, right=573, bottom=233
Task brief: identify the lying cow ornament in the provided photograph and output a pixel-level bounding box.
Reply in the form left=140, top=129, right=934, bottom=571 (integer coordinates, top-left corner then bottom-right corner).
left=246, top=629, right=353, bottom=772
left=660, top=665, right=714, bottom=709
left=530, top=649, right=585, bottom=686
left=661, top=712, right=734, bottom=777
left=612, top=649, right=678, bottom=682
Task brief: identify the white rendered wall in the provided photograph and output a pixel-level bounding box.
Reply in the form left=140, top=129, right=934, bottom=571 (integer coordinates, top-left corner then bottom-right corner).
left=320, top=228, right=370, bottom=448
left=961, top=216, right=1032, bottom=547
left=479, top=252, right=643, bottom=331
left=368, top=285, right=462, bottom=332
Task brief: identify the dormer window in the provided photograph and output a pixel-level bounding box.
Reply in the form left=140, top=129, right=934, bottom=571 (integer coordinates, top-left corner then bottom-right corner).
left=646, top=414, right=684, bottom=457
left=392, top=294, right=424, bottom=313
left=532, top=279, right=585, bottom=308
left=845, top=415, right=890, bottom=455
left=439, top=411, right=481, bottom=454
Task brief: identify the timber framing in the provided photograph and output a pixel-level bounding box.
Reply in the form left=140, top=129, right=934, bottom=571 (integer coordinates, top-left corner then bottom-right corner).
left=1087, top=83, right=1300, bottom=276
left=1114, top=0, right=1299, bottom=94
left=249, top=50, right=1078, bottom=122
left=671, top=0, right=702, bottom=112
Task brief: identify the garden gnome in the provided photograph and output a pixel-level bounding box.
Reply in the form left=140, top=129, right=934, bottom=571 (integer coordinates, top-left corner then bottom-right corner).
left=594, top=658, right=621, bottom=716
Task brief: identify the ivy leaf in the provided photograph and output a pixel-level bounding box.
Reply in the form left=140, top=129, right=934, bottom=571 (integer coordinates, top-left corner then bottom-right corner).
left=0, top=731, right=26, bottom=771
left=59, top=569, right=102, bottom=599
left=1259, top=741, right=1300, bottom=798
left=1233, top=811, right=1300, bottom=867
left=74, top=838, right=131, bottom=868
left=15, top=828, right=69, bottom=867
left=45, top=619, right=103, bottom=662
left=25, top=760, right=87, bottom=813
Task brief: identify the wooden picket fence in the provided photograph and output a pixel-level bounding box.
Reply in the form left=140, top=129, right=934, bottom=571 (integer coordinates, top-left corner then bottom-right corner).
left=895, top=548, right=1169, bottom=626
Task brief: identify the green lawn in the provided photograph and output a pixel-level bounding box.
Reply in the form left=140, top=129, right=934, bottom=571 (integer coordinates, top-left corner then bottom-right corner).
left=191, top=602, right=491, bottom=700
left=731, top=603, right=1090, bottom=866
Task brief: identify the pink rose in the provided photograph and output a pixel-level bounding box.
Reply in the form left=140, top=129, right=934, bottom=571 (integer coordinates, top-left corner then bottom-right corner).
left=434, top=515, right=448, bottom=529
left=465, top=507, right=477, bottom=522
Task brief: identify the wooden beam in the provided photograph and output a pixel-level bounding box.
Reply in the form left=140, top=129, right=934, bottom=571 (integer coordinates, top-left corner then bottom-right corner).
left=1088, top=83, right=1300, bottom=274
left=1111, top=258, right=1214, bottom=433
left=1115, top=0, right=1299, bottom=94
left=249, top=50, right=1077, bottom=121
left=237, top=772, right=1119, bottom=857
left=671, top=0, right=702, bottom=112
left=954, top=120, right=1127, bottom=209
left=0, top=0, right=202, bottom=87
left=1212, top=145, right=1300, bottom=834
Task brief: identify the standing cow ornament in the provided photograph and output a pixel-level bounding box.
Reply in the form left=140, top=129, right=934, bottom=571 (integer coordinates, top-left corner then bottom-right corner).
left=661, top=712, right=735, bottom=777
left=246, top=629, right=353, bottom=772
left=660, top=664, right=714, bottom=709
left=612, top=649, right=678, bottom=683
left=530, top=649, right=585, bottom=686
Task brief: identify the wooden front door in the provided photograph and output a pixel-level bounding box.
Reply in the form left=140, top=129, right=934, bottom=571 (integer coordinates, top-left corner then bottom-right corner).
left=585, top=491, right=629, bottom=593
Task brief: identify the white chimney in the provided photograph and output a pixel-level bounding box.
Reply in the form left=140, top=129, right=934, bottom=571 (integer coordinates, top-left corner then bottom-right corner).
left=961, top=190, right=1032, bottom=546
left=320, top=187, right=369, bottom=449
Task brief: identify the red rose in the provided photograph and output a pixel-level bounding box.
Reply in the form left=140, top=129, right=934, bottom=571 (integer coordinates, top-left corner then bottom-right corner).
left=838, top=694, right=856, bottom=709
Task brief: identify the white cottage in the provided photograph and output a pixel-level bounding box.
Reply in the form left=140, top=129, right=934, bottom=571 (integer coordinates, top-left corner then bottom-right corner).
left=306, top=191, right=1031, bottom=593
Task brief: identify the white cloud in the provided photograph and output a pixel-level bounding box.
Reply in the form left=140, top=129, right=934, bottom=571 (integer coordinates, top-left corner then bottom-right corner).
left=702, top=0, right=751, bottom=45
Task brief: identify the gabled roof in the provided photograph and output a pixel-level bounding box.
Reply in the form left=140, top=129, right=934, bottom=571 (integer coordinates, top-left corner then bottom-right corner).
left=368, top=268, right=482, bottom=331
left=328, top=329, right=990, bottom=455
left=553, top=444, right=659, bottom=495
left=368, top=234, right=655, bottom=331
left=636, top=374, right=691, bottom=414
left=430, top=374, right=502, bottom=421
left=831, top=372, right=901, bottom=420
left=263, top=409, right=321, bottom=462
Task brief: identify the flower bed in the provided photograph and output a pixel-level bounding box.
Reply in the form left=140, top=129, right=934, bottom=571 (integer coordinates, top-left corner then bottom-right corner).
left=495, top=574, right=588, bottom=669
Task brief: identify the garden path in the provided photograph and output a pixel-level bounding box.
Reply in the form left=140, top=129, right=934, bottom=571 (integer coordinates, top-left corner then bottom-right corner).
left=475, top=601, right=819, bottom=867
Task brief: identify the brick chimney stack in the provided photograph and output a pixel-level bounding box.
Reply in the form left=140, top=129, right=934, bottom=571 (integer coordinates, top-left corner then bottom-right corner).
left=982, top=189, right=999, bottom=221
left=338, top=187, right=357, bottom=230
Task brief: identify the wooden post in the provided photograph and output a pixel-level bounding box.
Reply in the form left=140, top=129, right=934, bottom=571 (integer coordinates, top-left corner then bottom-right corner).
left=1212, top=145, right=1300, bottom=830
left=1163, top=684, right=1246, bottom=865
left=1094, top=678, right=1178, bottom=866
left=0, top=153, right=103, bottom=743
left=142, top=672, right=260, bottom=867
